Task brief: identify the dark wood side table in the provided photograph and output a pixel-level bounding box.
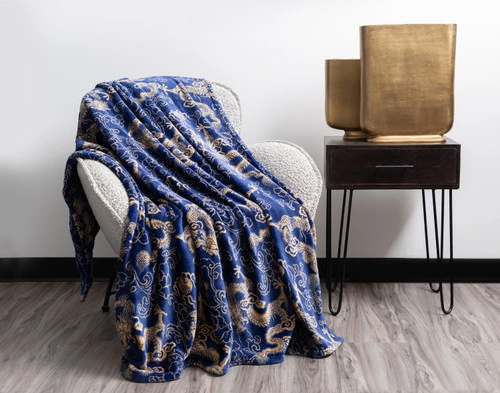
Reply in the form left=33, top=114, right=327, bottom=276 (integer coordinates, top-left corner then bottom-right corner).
left=324, top=136, right=461, bottom=315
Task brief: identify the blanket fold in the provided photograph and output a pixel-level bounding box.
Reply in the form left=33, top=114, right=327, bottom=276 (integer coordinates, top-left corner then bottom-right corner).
left=63, top=76, right=342, bottom=382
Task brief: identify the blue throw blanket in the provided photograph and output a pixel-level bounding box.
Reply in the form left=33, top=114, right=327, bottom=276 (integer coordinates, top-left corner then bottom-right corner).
left=63, top=76, right=343, bottom=382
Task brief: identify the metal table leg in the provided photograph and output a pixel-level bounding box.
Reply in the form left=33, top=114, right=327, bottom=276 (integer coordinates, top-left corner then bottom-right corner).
left=326, top=189, right=332, bottom=293
left=422, top=189, right=454, bottom=314
left=327, top=189, right=353, bottom=316
left=423, top=190, right=440, bottom=293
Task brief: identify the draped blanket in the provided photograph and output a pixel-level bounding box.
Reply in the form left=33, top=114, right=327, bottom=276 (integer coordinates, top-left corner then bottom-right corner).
left=63, top=76, right=343, bottom=382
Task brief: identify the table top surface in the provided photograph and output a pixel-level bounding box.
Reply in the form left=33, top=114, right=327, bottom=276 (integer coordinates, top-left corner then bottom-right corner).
left=325, top=135, right=460, bottom=148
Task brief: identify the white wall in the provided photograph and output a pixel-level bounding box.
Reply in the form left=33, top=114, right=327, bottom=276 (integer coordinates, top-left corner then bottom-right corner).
left=1, top=0, right=499, bottom=259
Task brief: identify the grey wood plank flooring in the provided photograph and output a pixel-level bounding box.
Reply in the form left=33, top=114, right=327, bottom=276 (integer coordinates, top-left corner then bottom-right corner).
left=0, top=282, right=499, bottom=393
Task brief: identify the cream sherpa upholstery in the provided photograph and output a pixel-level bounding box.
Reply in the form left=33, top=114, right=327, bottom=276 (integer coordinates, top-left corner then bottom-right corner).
left=249, top=140, right=322, bottom=217
left=76, top=81, right=322, bottom=254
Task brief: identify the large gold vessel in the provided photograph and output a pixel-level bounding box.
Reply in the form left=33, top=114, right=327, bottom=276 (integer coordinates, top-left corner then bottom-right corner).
left=360, top=24, right=457, bottom=143
left=325, top=59, right=369, bottom=140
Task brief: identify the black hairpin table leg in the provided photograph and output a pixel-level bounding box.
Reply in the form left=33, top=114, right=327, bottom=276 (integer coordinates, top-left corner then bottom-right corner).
left=422, top=189, right=454, bottom=314
left=326, top=189, right=333, bottom=293
left=102, top=263, right=117, bottom=312
left=327, top=189, right=353, bottom=316
left=422, top=190, right=440, bottom=293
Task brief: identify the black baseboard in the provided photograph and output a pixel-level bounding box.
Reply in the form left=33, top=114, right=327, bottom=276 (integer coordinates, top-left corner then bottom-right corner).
left=0, top=258, right=116, bottom=282
left=1, top=257, right=499, bottom=283
left=317, top=258, right=500, bottom=283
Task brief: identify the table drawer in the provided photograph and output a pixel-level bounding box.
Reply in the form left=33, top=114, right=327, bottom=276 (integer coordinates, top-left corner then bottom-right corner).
left=325, top=146, right=460, bottom=189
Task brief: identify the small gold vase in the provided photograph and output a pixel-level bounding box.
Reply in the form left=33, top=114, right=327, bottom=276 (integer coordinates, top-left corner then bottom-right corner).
left=325, top=59, right=369, bottom=140
left=360, top=24, right=457, bottom=143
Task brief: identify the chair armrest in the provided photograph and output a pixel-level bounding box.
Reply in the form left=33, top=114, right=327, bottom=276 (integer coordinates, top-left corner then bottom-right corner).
left=249, top=141, right=322, bottom=219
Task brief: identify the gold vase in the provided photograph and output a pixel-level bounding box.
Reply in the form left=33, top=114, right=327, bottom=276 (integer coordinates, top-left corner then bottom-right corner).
left=325, top=59, right=369, bottom=140
left=360, top=24, right=457, bottom=143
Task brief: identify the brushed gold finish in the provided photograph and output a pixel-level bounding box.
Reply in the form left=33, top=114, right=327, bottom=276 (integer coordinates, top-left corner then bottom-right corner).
left=360, top=24, right=457, bottom=143
left=325, top=59, right=369, bottom=140
left=343, top=130, right=369, bottom=140
left=367, top=135, right=446, bottom=143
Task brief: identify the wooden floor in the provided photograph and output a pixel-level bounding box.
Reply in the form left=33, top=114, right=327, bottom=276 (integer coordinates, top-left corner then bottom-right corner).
left=1, top=282, right=499, bottom=393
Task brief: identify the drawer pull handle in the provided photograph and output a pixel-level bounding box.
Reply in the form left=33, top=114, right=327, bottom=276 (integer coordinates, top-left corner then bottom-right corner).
left=375, top=164, right=415, bottom=169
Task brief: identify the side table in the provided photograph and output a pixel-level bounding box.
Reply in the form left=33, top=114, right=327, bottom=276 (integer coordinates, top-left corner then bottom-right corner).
left=324, top=136, right=461, bottom=315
